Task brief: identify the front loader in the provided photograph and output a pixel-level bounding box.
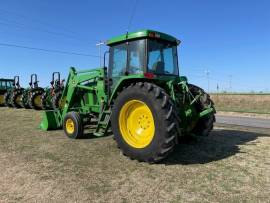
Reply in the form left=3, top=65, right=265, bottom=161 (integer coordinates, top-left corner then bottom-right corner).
left=40, top=30, right=216, bottom=163
left=22, top=74, right=44, bottom=110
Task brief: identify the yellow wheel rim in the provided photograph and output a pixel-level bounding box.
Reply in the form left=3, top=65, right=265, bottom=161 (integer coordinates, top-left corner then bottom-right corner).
left=119, top=100, right=155, bottom=149
left=0, top=95, right=4, bottom=105
left=34, top=95, right=42, bottom=108
left=16, top=95, right=22, bottom=105
left=66, top=118, right=75, bottom=134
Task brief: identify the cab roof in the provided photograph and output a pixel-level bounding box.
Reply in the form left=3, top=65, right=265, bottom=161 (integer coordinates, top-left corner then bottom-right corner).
left=107, top=30, right=180, bottom=46
left=0, top=78, right=13, bottom=82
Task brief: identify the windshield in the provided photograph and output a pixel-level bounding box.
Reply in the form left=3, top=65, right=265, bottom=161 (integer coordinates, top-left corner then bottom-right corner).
left=148, top=40, right=179, bottom=75
left=0, top=80, right=13, bottom=88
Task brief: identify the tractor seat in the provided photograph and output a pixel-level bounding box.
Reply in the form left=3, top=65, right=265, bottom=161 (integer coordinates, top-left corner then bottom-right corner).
left=152, top=61, right=165, bottom=74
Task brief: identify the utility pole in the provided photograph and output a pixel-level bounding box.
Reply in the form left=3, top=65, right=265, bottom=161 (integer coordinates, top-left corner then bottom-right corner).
left=228, top=74, right=232, bottom=92
left=216, top=83, right=219, bottom=103
left=96, top=41, right=105, bottom=67
left=205, top=70, right=210, bottom=93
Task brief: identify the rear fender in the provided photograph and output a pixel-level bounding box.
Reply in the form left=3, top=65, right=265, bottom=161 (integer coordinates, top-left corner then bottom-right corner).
left=109, top=75, right=151, bottom=103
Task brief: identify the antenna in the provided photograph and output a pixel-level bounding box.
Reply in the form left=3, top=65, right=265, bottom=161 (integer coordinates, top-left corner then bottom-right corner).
left=205, top=69, right=210, bottom=93
left=127, top=0, right=139, bottom=32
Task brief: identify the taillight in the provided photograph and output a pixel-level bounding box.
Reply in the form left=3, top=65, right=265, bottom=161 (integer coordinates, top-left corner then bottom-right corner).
left=149, top=32, right=160, bottom=39
left=144, top=72, right=155, bottom=79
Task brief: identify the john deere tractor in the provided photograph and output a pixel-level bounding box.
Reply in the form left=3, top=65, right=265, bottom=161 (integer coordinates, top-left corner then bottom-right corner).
left=21, top=74, right=44, bottom=110
left=41, top=72, right=65, bottom=110
left=4, top=76, right=24, bottom=108
left=0, top=78, right=14, bottom=106
left=40, top=30, right=215, bottom=163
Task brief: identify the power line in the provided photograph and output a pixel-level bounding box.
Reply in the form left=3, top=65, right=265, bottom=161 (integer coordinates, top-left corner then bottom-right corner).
left=0, top=42, right=99, bottom=57
left=0, top=9, right=100, bottom=43
left=0, top=19, right=98, bottom=44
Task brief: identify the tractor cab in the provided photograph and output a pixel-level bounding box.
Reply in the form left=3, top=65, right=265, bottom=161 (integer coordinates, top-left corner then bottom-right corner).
left=0, top=78, right=14, bottom=91
left=0, top=78, right=14, bottom=106
left=106, top=30, right=180, bottom=88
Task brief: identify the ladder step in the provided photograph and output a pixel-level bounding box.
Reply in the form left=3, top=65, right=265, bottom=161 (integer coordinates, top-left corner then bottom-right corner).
left=99, top=121, right=107, bottom=125
left=93, top=132, right=104, bottom=137
left=94, top=108, right=112, bottom=136
left=103, top=110, right=111, bottom=114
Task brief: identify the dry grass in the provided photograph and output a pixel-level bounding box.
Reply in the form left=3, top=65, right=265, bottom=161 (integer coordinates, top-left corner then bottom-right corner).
left=211, top=94, right=270, bottom=114
left=0, top=107, right=270, bottom=202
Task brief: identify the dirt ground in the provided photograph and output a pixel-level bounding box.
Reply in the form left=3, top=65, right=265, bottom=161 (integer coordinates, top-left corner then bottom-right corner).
left=211, top=94, right=270, bottom=114
left=0, top=108, right=269, bottom=203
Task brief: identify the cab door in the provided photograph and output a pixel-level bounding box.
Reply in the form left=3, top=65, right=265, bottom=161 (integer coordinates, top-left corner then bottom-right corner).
left=108, top=43, right=127, bottom=91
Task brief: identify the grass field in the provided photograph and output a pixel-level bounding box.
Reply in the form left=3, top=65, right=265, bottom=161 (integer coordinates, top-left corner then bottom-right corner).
left=0, top=108, right=270, bottom=202
left=211, top=94, right=270, bottom=114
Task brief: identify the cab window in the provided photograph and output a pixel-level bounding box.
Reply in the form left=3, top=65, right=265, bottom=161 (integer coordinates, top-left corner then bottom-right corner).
left=109, top=43, right=127, bottom=77
left=148, top=40, right=179, bottom=75
left=128, top=39, right=145, bottom=74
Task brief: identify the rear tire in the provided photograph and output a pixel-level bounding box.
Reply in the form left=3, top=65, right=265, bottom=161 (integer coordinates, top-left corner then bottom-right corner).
left=52, top=92, right=62, bottom=109
left=4, top=92, right=12, bottom=107
left=41, top=92, right=50, bottom=110
left=111, top=82, right=179, bottom=163
left=11, top=89, right=23, bottom=108
left=0, top=93, right=5, bottom=106
left=189, top=84, right=216, bottom=136
left=21, top=91, right=31, bottom=109
left=29, top=89, right=44, bottom=110
left=63, top=112, right=84, bottom=139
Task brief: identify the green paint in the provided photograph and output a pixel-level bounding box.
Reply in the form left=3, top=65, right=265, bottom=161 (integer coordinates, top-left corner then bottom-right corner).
left=107, top=30, right=180, bottom=45
left=199, top=108, right=214, bottom=118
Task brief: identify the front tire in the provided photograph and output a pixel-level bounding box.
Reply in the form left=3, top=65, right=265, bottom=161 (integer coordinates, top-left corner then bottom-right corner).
left=63, top=112, right=84, bottom=139
left=111, top=82, right=179, bottom=163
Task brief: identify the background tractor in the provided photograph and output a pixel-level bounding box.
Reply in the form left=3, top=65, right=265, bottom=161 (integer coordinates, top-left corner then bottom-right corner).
left=41, top=72, right=65, bottom=110
left=4, top=76, right=24, bottom=108
left=21, top=74, right=44, bottom=110
left=40, top=30, right=216, bottom=163
left=0, top=78, right=14, bottom=106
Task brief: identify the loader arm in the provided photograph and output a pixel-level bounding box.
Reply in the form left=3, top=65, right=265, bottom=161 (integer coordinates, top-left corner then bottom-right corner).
left=40, top=67, right=108, bottom=130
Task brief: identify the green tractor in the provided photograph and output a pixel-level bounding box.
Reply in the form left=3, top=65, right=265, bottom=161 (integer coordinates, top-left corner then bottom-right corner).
left=40, top=30, right=216, bottom=163
left=0, top=78, right=14, bottom=106
left=4, top=76, right=24, bottom=108
left=21, top=74, right=45, bottom=110
left=41, top=72, right=65, bottom=110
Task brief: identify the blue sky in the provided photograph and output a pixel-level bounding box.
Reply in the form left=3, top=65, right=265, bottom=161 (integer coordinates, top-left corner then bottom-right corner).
left=0, top=0, right=269, bottom=92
